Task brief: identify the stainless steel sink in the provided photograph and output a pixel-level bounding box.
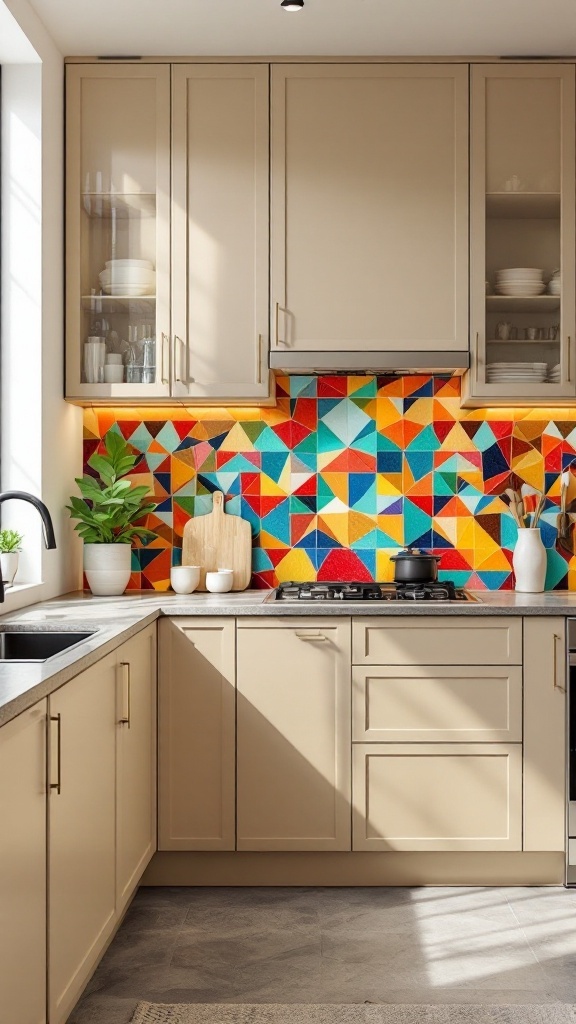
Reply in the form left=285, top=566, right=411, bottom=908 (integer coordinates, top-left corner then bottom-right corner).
left=0, top=629, right=96, bottom=662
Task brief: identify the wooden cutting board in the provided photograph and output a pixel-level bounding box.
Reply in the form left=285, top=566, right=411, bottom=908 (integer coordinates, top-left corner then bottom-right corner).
left=182, top=491, right=252, bottom=591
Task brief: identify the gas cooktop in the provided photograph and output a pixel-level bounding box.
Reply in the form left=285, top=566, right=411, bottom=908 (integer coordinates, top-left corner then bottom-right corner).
left=271, top=581, right=477, bottom=602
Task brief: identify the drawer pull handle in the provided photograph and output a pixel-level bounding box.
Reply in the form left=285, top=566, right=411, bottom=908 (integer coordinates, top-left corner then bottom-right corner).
left=553, top=633, right=565, bottom=691
left=49, top=714, right=62, bottom=794
left=119, top=661, right=131, bottom=726
left=295, top=632, right=327, bottom=642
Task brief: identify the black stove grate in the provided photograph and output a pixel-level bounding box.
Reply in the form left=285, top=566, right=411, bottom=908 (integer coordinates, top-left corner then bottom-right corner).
left=274, top=581, right=469, bottom=602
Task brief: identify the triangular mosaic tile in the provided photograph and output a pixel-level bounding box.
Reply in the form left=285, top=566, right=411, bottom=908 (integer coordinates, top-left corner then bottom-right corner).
left=84, top=376, right=576, bottom=590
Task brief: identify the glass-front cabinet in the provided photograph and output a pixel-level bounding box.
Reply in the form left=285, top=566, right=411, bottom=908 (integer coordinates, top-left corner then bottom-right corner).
left=465, top=64, right=576, bottom=406
left=66, top=65, right=171, bottom=401
left=65, top=63, right=270, bottom=404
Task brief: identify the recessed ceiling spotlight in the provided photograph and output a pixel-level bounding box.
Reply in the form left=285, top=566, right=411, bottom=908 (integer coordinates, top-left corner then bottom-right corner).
left=281, top=0, right=304, bottom=10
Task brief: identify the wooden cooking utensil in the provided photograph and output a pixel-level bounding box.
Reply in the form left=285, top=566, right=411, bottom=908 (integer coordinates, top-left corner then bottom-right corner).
left=182, top=491, right=252, bottom=591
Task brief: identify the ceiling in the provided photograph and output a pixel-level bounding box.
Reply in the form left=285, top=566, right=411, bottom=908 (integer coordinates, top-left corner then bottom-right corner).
left=24, top=0, right=576, bottom=58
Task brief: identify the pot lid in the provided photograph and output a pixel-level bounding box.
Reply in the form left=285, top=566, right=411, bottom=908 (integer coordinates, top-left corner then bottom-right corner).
left=390, top=547, right=441, bottom=561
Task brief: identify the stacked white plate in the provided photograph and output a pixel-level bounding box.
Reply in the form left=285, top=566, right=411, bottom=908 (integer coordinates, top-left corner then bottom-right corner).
left=486, top=361, right=547, bottom=383
left=495, top=268, right=545, bottom=297
left=99, top=259, right=156, bottom=297
left=548, top=363, right=561, bottom=383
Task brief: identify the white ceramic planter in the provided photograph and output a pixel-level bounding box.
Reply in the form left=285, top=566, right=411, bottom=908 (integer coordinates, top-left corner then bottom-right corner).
left=0, top=552, right=19, bottom=587
left=83, top=543, right=132, bottom=597
left=513, top=528, right=547, bottom=593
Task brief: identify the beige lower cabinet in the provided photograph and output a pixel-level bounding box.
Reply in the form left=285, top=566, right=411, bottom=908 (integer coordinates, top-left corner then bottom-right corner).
left=49, top=625, right=158, bottom=1024
left=0, top=700, right=47, bottom=1024
left=352, top=616, right=522, bottom=666
left=236, top=618, right=351, bottom=851
left=158, top=618, right=236, bottom=850
left=523, top=617, right=566, bottom=851
left=353, top=743, right=523, bottom=852
left=116, top=624, right=157, bottom=909
left=48, top=653, right=118, bottom=1024
left=353, top=664, right=523, bottom=743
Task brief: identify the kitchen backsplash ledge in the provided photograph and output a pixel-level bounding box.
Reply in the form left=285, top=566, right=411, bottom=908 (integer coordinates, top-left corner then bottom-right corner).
left=83, top=375, right=576, bottom=592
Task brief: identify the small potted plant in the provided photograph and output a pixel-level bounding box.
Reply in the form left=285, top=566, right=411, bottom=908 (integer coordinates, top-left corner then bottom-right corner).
left=0, top=529, right=24, bottom=587
left=67, top=430, right=157, bottom=596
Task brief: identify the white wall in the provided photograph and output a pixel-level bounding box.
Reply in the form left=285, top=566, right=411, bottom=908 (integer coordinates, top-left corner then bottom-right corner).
left=1, top=0, right=82, bottom=610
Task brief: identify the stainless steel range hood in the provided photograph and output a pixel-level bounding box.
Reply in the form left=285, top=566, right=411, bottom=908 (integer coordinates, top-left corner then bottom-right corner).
left=269, top=350, right=470, bottom=376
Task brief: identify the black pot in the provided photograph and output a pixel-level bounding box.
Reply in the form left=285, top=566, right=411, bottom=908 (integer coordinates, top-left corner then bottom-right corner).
left=390, top=547, right=441, bottom=583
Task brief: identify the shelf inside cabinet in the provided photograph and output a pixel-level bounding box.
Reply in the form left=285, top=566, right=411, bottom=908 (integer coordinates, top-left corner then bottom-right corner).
left=486, top=193, right=561, bottom=219
left=486, top=337, right=558, bottom=345
left=486, top=295, right=560, bottom=313
left=81, top=193, right=156, bottom=219
left=81, top=295, right=156, bottom=314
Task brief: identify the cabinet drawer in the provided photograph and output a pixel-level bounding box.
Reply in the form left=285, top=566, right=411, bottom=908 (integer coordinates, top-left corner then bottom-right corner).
left=353, top=617, right=522, bottom=665
left=353, top=665, right=522, bottom=742
left=353, top=743, right=522, bottom=852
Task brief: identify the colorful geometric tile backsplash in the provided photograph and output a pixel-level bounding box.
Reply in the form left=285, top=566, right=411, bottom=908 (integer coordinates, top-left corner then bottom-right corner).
left=83, top=375, right=576, bottom=592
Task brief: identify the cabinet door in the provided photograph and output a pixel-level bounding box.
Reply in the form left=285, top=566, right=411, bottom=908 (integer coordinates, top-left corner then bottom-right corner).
left=523, top=617, right=566, bottom=851
left=237, top=618, right=351, bottom=851
left=465, top=64, right=576, bottom=406
left=353, top=743, right=522, bottom=852
left=158, top=618, right=236, bottom=850
left=116, top=625, right=157, bottom=909
left=0, top=702, right=46, bottom=1024
left=172, top=65, right=270, bottom=401
left=66, top=64, right=171, bottom=402
left=48, top=656, right=117, bottom=1024
left=271, top=64, right=468, bottom=354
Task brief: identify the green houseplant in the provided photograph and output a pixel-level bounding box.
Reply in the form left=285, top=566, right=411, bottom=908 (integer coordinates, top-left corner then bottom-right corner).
left=0, top=529, right=24, bottom=587
left=67, top=430, right=157, bottom=596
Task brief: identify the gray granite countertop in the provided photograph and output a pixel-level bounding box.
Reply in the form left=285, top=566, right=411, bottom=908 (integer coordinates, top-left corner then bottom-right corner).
left=2, top=587, right=576, bottom=727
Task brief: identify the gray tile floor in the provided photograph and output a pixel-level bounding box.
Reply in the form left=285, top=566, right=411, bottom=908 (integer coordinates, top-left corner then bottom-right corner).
left=69, top=886, right=576, bottom=1024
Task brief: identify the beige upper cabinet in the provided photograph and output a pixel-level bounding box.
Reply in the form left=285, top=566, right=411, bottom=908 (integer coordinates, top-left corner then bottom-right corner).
left=66, top=64, right=172, bottom=402
left=116, top=625, right=157, bottom=909
left=48, top=655, right=117, bottom=1024
left=236, top=618, right=352, bottom=851
left=0, top=701, right=47, bottom=1024
left=172, top=65, right=271, bottom=401
left=465, top=64, right=576, bottom=406
left=66, top=63, right=271, bottom=404
left=270, top=64, right=469, bottom=354
left=158, top=618, right=236, bottom=851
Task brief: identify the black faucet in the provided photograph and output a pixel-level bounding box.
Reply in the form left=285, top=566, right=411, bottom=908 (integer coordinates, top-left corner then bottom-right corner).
left=0, top=491, right=57, bottom=601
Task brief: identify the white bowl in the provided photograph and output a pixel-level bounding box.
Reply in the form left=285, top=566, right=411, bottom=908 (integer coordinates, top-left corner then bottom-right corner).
left=549, top=279, right=561, bottom=295
left=205, top=571, right=233, bottom=594
left=99, top=268, right=156, bottom=296
left=99, top=269, right=155, bottom=285
left=170, top=565, right=200, bottom=594
left=105, top=259, right=153, bottom=270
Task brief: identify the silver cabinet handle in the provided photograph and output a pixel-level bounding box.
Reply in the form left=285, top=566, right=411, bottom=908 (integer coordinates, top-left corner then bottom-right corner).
left=119, top=661, right=131, bottom=726
left=295, top=632, right=327, bottom=642
left=257, top=333, right=264, bottom=385
left=161, top=332, right=170, bottom=384
left=568, top=337, right=572, bottom=383
left=274, top=301, right=288, bottom=347
left=174, top=335, right=184, bottom=383
left=49, top=714, right=62, bottom=794
left=553, top=634, right=565, bottom=691
left=174, top=335, right=193, bottom=385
